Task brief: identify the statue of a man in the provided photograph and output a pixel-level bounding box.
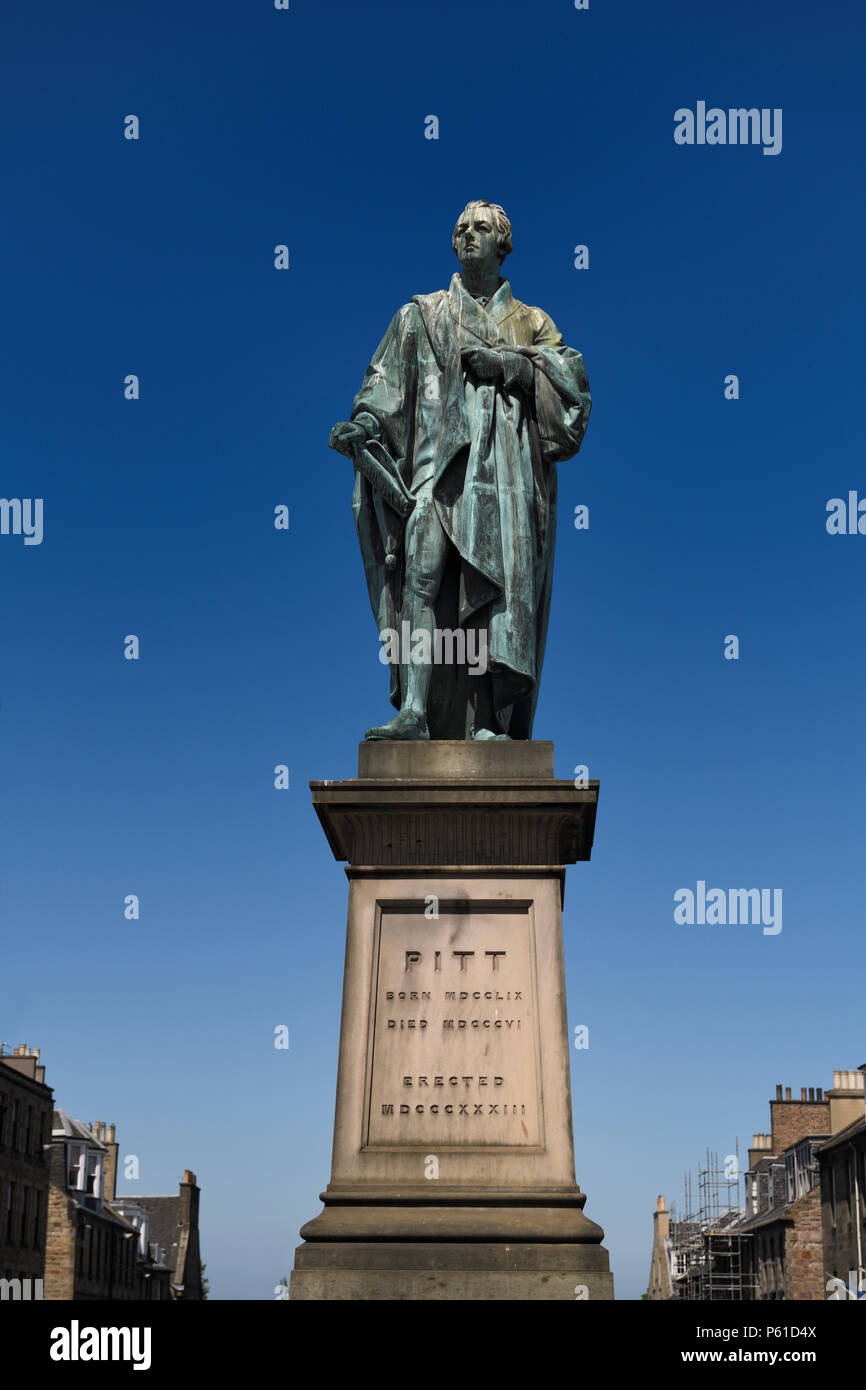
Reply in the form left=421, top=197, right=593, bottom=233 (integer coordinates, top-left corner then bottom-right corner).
left=330, top=200, right=591, bottom=741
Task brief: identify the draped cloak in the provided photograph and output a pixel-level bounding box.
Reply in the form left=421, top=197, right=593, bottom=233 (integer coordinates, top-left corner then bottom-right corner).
left=350, top=272, right=591, bottom=739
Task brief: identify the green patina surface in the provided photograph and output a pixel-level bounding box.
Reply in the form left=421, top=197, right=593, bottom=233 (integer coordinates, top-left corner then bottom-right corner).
left=330, top=202, right=591, bottom=741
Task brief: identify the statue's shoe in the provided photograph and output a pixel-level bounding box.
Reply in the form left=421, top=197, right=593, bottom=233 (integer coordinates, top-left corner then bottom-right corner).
left=472, top=728, right=511, bottom=741
left=365, top=710, right=430, bottom=741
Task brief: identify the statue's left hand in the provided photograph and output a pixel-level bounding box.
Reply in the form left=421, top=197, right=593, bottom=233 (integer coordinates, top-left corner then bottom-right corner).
left=500, top=351, right=534, bottom=393
left=462, top=348, right=533, bottom=392
left=461, top=347, right=503, bottom=381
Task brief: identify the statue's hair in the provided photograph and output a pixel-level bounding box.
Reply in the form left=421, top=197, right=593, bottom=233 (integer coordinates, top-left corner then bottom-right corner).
left=452, top=200, right=513, bottom=264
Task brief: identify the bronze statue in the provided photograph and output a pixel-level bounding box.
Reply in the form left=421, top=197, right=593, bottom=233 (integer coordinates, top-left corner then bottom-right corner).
left=330, top=200, right=591, bottom=741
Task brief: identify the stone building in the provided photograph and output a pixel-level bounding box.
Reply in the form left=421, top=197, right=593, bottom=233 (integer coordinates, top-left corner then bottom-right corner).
left=113, top=1171, right=203, bottom=1300
left=740, top=1072, right=865, bottom=1300
left=45, top=1115, right=206, bottom=1299
left=45, top=1111, right=171, bottom=1300
left=818, top=1070, right=866, bottom=1299
left=0, top=1043, right=54, bottom=1296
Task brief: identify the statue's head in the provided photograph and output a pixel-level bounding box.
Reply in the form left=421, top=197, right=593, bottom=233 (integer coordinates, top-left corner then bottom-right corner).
left=452, top=200, right=513, bottom=269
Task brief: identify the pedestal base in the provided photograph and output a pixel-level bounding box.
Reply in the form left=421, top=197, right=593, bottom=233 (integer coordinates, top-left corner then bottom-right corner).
left=290, top=1242, right=614, bottom=1301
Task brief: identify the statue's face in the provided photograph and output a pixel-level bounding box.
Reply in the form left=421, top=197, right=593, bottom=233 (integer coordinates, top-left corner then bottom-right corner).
left=453, top=207, right=501, bottom=269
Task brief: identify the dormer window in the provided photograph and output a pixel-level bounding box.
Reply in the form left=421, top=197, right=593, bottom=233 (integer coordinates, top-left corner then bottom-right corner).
left=85, top=1151, right=102, bottom=1200
left=68, top=1144, right=83, bottom=1190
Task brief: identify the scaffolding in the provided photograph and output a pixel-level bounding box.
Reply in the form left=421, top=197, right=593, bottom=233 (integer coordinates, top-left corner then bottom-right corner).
left=668, top=1146, right=757, bottom=1300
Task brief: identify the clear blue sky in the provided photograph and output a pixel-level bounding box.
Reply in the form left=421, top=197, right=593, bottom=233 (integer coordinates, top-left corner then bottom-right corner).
left=3, top=0, right=864, bottom=1301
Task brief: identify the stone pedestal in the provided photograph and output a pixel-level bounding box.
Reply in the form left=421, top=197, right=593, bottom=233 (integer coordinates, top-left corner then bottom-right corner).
left=290, top=741, right=613, bottom=1300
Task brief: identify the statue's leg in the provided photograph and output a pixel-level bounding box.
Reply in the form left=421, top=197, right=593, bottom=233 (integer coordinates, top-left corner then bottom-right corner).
left=365, top=490, right=449, bottom=741
left=470, top=678, right=511, bottom=740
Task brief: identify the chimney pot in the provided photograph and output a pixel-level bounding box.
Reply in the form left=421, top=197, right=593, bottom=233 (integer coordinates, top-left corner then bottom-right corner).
left=834, top=1070, right=841, bottom=1089
left=809, top=1088, right=815, bottom=1102
left=108, top=1124, right=115, bottom=1142
left=776, top=1084, right=783, bottom=1100
left=801, top=1087, right=807, bottom=1101
left=817, top=1088, right=823, bottom=1101
left=785, top=1087, right=792, bottom=1101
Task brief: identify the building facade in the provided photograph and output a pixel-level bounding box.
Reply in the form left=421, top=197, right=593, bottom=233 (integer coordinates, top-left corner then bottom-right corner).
left=658, top=1071, right=865, bottom=1301
left=739, top=1082, right=835, bottom=1300
left=739, top=1073, right=864, bottom=1300
left=0, top=1044, right=53, bottom=1296
left=819, top=1071, right=866, bottom=1300
left=115, top=1171, right=203, bottom=1300
left=45, top=1113, right=171, bottom=1300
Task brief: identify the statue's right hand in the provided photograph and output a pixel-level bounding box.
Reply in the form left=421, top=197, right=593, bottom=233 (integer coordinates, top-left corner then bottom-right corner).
left=329, top=421, right=368, bottom=458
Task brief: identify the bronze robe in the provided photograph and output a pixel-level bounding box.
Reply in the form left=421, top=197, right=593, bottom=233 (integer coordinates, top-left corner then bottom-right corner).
left=351, top=272, right=591, bottom=738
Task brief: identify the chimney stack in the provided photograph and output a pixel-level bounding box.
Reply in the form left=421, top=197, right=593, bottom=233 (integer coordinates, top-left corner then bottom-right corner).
left=103, top=1123, right=119, bottom=1203
left=769, top=1084, right=830, bottom=1155
left=827, top=1068, right=866, bottom=1134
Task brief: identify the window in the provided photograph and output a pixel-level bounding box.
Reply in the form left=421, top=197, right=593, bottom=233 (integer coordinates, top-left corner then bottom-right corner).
left=68, top=1144, right=83, bottom=1191
left=759, top=1170, right=770, bottom=1210
left=0, top=1092, right=7, bottom=1145
left=785, top=1153, right=796, bottom=1204
left=6, top=1183, right=15, bottom=1242
left=24, top=1107, right=32, bottom=1155
left=85, top=1152, right=101, bottom=1200
left=20, top=1189, right=28, bottom=1246
left=10, top=1100, right=18, bottom=1150
left=34, top=1190, right=43, bottom=1249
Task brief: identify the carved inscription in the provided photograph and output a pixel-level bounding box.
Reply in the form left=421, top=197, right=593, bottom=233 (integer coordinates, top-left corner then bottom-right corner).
left=365, top=907, right=541, bottom=1147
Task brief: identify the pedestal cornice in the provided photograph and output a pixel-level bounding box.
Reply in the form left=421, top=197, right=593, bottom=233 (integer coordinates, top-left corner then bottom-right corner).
left=311, top=741, right=598, bottom=867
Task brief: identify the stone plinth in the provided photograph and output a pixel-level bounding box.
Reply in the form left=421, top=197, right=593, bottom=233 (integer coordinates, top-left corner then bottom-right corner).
left=290, top=742, right=613, bottom=1301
